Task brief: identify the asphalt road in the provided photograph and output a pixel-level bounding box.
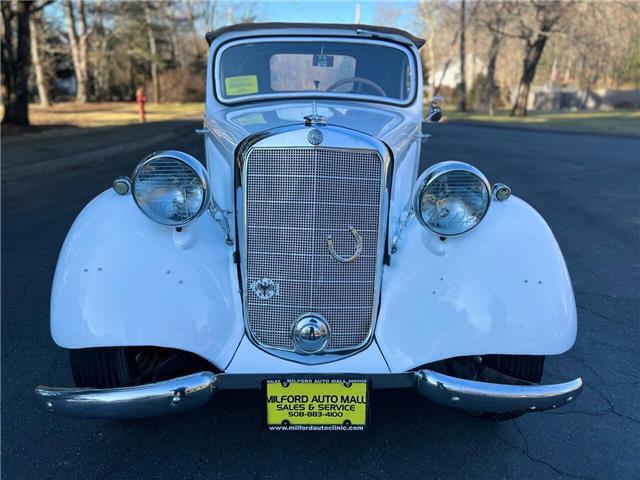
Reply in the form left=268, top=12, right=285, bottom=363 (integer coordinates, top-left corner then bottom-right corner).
left=2, top=123, right=639, bottom=479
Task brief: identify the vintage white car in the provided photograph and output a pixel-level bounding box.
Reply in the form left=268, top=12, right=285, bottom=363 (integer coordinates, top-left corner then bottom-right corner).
left=36, top=23, right=582, bottom=429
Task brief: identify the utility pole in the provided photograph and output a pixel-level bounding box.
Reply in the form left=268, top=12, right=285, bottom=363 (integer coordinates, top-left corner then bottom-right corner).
left=355, top=3, right=361, bottom=24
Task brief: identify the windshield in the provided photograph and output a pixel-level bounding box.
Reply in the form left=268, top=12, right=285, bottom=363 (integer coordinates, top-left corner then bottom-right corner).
left=217, top=39, right=415, bottom=104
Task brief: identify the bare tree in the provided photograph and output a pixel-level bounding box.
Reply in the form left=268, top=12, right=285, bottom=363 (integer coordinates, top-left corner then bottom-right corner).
left=2, top=0, right=32, bottom=126
left=161, top=2, right=184, bottom=68
left=418, top=1, right=464, bottom=98
left=189, top=0, right=207, bottom=56
left=458, top=0, right=467, bottom=111
left=509, top=1, right=573, bottom=116
left=29, top=11, right=50, bottom=106
left=144, top=1, right=160, bottom=103
left=418, top=0, right=439, bottom=97
left=479, top=1, right=508, bottom=114
left=92, top=0, right=111, bottom=100
left=64, top=0, right=90, bottom=102
left=1, top=0, right=52, bottom=126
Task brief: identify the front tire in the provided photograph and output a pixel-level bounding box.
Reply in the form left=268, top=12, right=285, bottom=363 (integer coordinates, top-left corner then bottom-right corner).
left=69, top=347, right=152, bottom=388
left=472, top=354, right=545, bottom=421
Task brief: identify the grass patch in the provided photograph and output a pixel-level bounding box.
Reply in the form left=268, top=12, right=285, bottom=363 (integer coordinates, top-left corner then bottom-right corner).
left=3, top=102, right=203, bottom=130
left=444, top=109, right=640, bottom=137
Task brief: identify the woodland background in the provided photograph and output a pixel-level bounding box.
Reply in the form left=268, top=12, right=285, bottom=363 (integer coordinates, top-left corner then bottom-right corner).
left=2, top=0, right=639, bottom=127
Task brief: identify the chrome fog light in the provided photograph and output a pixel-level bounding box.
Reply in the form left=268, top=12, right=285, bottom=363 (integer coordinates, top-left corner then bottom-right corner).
left=413, top=161, right=491, bottom=236
left=112, top=176, right=131, bottom=195
left=492, top=183, right=512, bottom=201
left=131, top=151, right=209, bottom=226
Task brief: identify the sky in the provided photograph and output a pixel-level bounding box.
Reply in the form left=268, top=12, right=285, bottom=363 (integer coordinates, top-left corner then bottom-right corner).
left=44, top=1, right=423, bottom=41
left=235, top=0, right=420, bottom=35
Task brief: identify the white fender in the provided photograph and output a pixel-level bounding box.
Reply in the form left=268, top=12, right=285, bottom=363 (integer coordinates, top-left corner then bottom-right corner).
left=50, top=190, right=244, bottom=370
left=376, top=196, right=577, bottom=372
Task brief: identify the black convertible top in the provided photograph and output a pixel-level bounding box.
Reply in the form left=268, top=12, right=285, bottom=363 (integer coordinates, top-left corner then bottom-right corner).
left=205, top=22, right=425, bottom=49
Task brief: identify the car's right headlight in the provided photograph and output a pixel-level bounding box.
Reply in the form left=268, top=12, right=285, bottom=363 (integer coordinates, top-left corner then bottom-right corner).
left=131, top=150, right=209, bottom=226
left=413, top=161, right=491, bottom=236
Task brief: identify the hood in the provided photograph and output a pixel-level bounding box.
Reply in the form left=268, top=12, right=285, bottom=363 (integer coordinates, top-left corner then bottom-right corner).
left=206, top=100, right=421, bottom=157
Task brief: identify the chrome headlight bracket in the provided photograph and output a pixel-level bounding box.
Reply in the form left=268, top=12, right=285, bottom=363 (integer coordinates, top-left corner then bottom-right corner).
left=413, top=161, right=491, bottom=236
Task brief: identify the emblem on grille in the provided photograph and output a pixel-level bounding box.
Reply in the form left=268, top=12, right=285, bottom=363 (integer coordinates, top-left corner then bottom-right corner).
left=307, top=129, right=323, bottom=145
left=250, top=278, right=280, bottom=300
left=327, top=226, right=363, bottom=263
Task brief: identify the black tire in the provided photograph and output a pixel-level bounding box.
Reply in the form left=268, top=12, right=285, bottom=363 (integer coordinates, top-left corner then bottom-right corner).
left=472, top=354, right=545, bottom=421
left=69, top=347, right=141, bottom=388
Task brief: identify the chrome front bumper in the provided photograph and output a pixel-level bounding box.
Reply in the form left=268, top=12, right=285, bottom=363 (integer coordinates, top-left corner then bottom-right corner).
left=34, top=370, right=583, bottom=419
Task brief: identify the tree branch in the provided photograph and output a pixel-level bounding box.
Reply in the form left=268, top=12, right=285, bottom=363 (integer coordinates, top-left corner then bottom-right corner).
left=33, top=0, right=55, bottom=13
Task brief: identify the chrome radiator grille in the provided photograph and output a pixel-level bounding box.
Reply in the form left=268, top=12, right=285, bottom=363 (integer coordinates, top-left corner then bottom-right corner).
left=244, top=147, right=384, bottom=351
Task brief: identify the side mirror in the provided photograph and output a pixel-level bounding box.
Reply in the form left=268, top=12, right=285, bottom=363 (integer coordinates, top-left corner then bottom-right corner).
left=425, top=96, right=443, bottom=123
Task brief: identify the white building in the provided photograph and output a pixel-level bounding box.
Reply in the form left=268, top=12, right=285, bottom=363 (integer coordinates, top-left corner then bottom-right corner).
left=432, top=54, right=486, bottom=89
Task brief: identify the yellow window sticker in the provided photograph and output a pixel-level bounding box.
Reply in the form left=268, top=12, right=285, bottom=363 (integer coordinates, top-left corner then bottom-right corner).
left=225, top=75, right=258, bottom=96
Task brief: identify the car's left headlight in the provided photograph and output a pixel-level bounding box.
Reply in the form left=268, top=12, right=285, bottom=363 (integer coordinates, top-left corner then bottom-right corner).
left=413, top=161, right=491, bottom=236
left=131, top=150, right=209, bottom=226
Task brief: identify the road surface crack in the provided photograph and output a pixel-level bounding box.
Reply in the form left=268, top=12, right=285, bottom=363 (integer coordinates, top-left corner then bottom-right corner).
left=586, top=383, right=640, bottom=425
left=488, top=422, right=597, bottom=480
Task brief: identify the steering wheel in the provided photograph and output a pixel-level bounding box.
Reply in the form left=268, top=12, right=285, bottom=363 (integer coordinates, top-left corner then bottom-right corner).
left=326, top=77, right=387, bottom=97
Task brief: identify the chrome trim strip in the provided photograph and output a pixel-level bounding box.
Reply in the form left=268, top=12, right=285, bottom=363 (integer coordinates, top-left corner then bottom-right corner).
left=215, top=36, right=417, bottom=107
left=415, top=370, right=583, bottom=414
left=34, top=372, right=217, bottom=419
left=34, top=370, right=583, bottom=418
left=237, top=124, right=391, bottom=365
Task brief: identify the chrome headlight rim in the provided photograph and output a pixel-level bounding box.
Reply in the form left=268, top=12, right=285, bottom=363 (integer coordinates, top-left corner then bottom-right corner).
left=131, top=150, right=210, bottom=227
left=413, top=161, right=491, bottom=236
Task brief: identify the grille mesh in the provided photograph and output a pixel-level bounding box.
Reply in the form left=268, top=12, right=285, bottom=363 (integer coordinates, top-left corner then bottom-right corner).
left=244, top=147, right=383, bottom=351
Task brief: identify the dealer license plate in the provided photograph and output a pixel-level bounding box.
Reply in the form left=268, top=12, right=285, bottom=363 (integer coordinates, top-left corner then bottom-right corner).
left=265, top=379, right=368, bottom=431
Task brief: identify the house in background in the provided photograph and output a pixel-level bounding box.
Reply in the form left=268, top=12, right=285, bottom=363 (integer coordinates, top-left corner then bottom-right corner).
left=432, top=54, right=486, bottom=90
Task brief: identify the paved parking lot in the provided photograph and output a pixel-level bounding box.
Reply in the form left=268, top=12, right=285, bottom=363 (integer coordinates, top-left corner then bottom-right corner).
left=2, top=122, right=638, bottom=479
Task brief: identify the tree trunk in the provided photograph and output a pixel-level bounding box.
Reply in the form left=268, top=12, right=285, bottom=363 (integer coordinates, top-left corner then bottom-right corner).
left=457, top=0, right=467, bottom=112
left=64, top=0, right=88, bottom=102
left=144, top=2, right=160, bottom=103
left=1, top=1, right=16, bottom=122
left=93, top=2, right=104, bottom=100
left=95, top=38, right=110, bottom=100
left=434, top=59, right=452, bottom=97
left=485, top=33, right=501, bottom=115
left=77, top=0, right=90, bottom=99
left=29, top=14, right=50, bottom=107
left=2, top=1, right=33, bottom=126
left=420, top=0, right=438, bottom=98
left=163, top=0, right=183, bottom=69
left=188, top=1, right=204, bottom=56
left=169, top=29, right=182, bottom=68
left=511, top=34, right=548, bottom=116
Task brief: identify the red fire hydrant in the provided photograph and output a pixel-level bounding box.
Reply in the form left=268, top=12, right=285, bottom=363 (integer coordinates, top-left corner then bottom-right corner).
left=136, top=87, right=148, bottom=123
